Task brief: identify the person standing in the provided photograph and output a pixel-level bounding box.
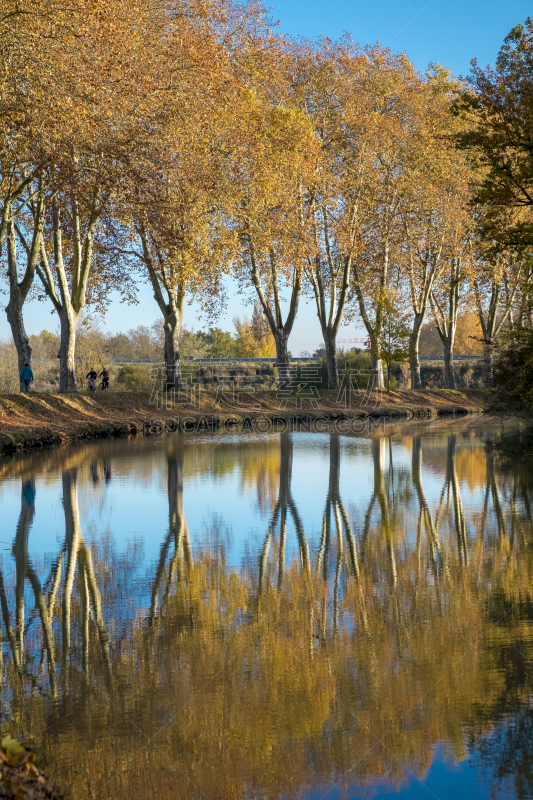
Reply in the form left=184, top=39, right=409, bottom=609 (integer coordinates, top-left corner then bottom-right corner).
left=20, top=363, right=34, bottom=393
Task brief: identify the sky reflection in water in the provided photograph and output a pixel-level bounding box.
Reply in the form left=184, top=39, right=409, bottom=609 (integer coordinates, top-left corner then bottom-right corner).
left=0, top=418, right=530, bottom=800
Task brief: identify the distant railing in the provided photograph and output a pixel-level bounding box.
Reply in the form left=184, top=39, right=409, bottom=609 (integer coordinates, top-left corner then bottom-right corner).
left=418, top=355, right=483, bottom=361
left=112, top=357, right=320, bottom=364
left=111, top=355, right=484, bottom=364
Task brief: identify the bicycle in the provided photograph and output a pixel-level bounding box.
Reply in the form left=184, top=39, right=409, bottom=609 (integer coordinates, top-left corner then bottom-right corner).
left=98, top=378, right=109, bottom=392
left=88, top=378, right=96, bottom=392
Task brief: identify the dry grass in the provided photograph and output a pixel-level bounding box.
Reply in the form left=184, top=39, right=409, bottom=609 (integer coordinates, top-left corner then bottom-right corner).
left=0, top=387, right=492, bottom=454
left=0, top=339, right=18, bottom=394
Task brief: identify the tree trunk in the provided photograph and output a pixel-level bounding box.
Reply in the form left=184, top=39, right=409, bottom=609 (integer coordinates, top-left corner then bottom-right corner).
left=163, top=308, right=182, bottom=391
left=5, top=216, right=38, bottom=389
left=409, top=322, right=423, bottom=390
left=372, top=356, right=385, bottom=391
left=438, top=317, right=457, bottom=390
left=324, top=333, right=338, bottom=390
left=6, top=299, right=32, bottom=390
left=443, top=345, right=456, bottom=389
left=58, top=308, right=80, bottom=393
left=482, top=341, right=494, bottom=385
left=247, top=248, right=301, bottom=392
left=36, top=196, right=97, bottom=394
left=274, top=332, right=290, bottom=389
left=369, top=335, right=385, bottom=391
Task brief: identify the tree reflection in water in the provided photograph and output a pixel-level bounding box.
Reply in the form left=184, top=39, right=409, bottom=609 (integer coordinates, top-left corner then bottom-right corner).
left=0, top=424, right=532, bottom=799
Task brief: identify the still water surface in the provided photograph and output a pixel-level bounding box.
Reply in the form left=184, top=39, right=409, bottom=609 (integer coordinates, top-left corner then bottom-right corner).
left=0, top=418, right=531, bottom=799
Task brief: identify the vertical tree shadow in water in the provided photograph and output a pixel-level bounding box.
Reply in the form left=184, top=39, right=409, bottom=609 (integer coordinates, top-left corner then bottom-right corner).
left=149, top=438, right=192, bottom=626
left=258, top=433, right=310, bottom=595
left=0, top=466, right=112, bottom=710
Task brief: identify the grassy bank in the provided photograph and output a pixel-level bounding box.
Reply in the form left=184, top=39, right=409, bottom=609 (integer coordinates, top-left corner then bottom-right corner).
left=0, top=388, right=492, bottom=455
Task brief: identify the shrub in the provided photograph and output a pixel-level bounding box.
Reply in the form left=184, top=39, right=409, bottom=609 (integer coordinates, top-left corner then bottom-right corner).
left=493, top=328, right=533, bottom=407
left=312, top=351, right=373, bottom=388
left=116, top=364, right=153, bottom=394
left=0, top=340, right=18, bottom=394
left=340, top=350, right=372, bottom=371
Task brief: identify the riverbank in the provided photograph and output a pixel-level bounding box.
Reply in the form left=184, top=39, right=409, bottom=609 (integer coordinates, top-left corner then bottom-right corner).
left=0, top=388, right=493, bottom=455
left=0, top=737, right=68, bottom=800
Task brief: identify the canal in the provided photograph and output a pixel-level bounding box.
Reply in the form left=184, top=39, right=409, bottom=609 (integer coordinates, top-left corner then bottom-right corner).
left=0, top=418, right=530, bottom=799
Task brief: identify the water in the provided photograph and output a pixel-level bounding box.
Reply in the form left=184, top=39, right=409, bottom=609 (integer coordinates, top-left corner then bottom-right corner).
left=0, top=417, right=532, bottom=799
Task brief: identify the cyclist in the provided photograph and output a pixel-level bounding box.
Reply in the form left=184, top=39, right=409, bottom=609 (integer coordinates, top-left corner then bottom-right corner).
left=86, top=368, right=98, bottom=392
left=98, top=367, right=110, bottom=391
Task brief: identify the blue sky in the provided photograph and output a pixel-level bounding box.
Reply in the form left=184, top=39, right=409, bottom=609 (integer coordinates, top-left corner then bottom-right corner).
left=270, top=0, right=529, bottom=76
left=1, top=0, right=529, bottom=355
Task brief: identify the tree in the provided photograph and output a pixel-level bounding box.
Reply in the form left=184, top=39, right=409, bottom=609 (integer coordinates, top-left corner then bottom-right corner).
left=36, top=167, right=136, bottom=391
left=429, top=213, right=475, bottom=388
left=292, top=39, right=370, bottom=390
left=470, top=247, right=525, bottom=380
left=293, top=41, right=430, bottom=391
left=199, top=328, right=237, bottom=359
left=430, top=253, right=467, bottom=389
left=0, top=1, right=142, bottom=387
left=0, top=0, right=71, bottom=376
left=4, top=181, right=45, bottom=379
left=398, top=66, right=472, bottom=389
left=178, top=328, right=209, bottom=360
left=233, top=304, right=276, bottom=358
left=29, top=329, right=59, bottom=362
left=121, top=105, right=233, bottom=389
left=419, top=312, right=483, bottom=356
left=22, top=0, right=185, bottom=391
left=346, top=47, right=423, bottom=391
left=455, top=19, right=533, bottom=248
left=230, top=41, right=318, bottom=382
left=493, top=327, right=533, bottom=408
left=130, top=177, right=229, bottom=389
left=116, top=0, right=267, bottom=391
left=380, top=296, right=411, bottom=392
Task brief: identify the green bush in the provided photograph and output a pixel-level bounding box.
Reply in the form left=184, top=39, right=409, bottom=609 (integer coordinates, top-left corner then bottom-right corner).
left=339, top=350, right=373, bottom=371
left=493, top=328, right=533, bottom=407
left=116, top=364, right=152, bottom=394
left=312, top=351, right=372, bottom=388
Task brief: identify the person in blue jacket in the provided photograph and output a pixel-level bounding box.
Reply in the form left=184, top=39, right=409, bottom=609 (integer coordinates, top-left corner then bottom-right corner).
left=20, top=362, right=34, bottom=392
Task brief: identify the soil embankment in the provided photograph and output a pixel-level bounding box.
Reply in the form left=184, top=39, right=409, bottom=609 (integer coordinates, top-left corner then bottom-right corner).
left=0, top=389, right=492, bottom=455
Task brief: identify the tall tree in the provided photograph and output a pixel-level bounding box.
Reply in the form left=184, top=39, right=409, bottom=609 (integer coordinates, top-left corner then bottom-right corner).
left=4, top=180, right=45, bottom=377
left=471, top=247, right=523, bottom=378
left=118, top=0, right=269, bottom=391
left=398, top=66, right=471, bottom=388
left=430, top=247, right=471, bottom=389
left=274, top=40, right=424, bottom=391
left=1, top=0, right=176, bottom=390
left=423, top=196, right=475, bottom=390
left=347, top=47, right=421, bottom=390
left=293, top=40, right=370, bottom=389
left=36, top=172, right=135, bottom=391
left=455, top=18, right=533, bottom=249
left=229, top=36, right=319, bottom=384
left=131, top=173, right=230, bottom=391
left=33, top=0, right=226, bottom=391
left=0, top=0, right=78, bottom=374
